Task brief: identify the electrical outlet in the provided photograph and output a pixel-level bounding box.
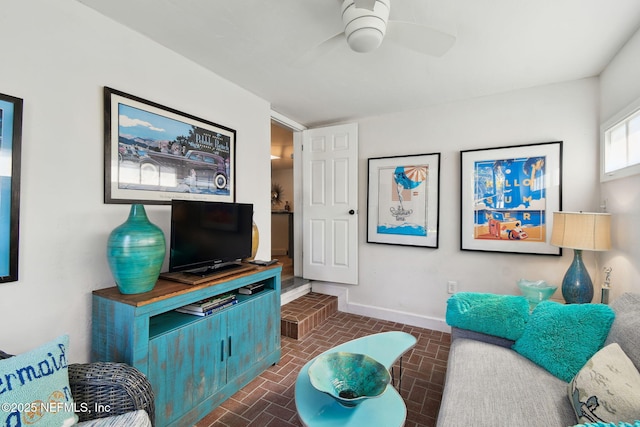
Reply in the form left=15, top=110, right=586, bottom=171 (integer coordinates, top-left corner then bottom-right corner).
left=447, top=280, right=457, bottom=294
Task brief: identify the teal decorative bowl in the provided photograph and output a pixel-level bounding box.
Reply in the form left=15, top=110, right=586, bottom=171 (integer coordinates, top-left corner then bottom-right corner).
left=308, top=352, right=391, bottom=407
left=517, top=279, right=558, bottom=309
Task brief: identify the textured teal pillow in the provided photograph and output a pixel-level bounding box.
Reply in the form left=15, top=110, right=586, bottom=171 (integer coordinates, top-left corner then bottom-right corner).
left=512, top=301, right=615, bottom=382
left=446, top=292, right=530, bottom=340
left=0, top=335, right=78, bottom=427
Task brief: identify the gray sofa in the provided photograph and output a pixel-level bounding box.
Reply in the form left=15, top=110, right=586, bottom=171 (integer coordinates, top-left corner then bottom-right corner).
left=437, top=292, right=640, bottom=426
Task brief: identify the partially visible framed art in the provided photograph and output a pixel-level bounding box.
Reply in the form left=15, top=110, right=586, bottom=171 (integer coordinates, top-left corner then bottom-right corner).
left=104, top=87, right=236, bottom=204
left=0, top=93, right=23, bottom=283
left=367, top=153, right=440, bottom=248
left=460, top=141, right=563, bottom=255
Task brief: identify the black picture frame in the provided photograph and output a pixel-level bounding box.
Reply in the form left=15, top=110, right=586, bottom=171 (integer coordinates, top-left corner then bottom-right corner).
left=460, top=141, right=563, bottom=255
left=0, top=93, right=23, bottom=283
left=367, top=153, right=441, bottom=248
left=104, top=87, right=236, bottom=204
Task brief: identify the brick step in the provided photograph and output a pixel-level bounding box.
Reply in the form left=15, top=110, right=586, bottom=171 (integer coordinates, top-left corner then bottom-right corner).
left=280, top=292, right=338, bottom=340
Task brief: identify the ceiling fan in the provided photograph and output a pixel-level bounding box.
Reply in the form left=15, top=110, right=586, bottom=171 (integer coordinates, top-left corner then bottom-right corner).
left=295, top=0, right=456, bottom=65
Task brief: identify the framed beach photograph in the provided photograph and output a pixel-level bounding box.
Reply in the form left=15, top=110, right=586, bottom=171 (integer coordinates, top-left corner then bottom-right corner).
left=460, top=141, right=563, bottom=255
left=0, top=93, right=23, bottom=283
left=367, top=153, right=440, bottom=248
left=104, top=87, right=236, bottom=204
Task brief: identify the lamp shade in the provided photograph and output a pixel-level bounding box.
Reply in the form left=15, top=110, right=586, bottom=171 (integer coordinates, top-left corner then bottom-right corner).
left=550, top=212, right=611, bottom=251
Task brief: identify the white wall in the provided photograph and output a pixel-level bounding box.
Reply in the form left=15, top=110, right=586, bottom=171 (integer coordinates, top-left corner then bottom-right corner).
left=599, top=26, right=640, bottom=300
left=0, top=0, right=272, bottom=361
left=315, top=78, right=602, bottom=331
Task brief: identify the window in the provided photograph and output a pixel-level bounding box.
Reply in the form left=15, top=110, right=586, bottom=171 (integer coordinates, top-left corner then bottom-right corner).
left=601, top=97, right=640, bottom=182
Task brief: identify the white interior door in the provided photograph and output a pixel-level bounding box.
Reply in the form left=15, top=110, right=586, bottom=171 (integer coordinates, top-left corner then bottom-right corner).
left=302, top=123, right=358, bottom=285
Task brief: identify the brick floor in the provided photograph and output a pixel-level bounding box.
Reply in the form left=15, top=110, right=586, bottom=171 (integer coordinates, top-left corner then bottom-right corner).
left=195, top=310, right=451, bottom=427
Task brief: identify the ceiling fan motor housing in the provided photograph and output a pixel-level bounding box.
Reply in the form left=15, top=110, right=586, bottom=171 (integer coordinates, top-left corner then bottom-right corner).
left=341, top=0, right=390, bottom=53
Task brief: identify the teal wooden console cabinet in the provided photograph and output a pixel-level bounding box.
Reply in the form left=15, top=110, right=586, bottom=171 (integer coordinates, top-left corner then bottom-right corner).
left=92, top=264, right=282, bottom=427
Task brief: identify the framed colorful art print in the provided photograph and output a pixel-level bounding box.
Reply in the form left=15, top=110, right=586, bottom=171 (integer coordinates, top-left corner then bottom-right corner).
left=0, top=92, right=23, bottom=283
left=104, top=87, right=236, bottom=204
left=460, top=141, right=563, bottom=255
left=367, top=153, right=440, bottom=248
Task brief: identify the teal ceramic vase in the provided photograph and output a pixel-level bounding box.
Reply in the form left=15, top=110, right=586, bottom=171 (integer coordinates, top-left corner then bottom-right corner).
left=107, top=204, right=166, bottom=294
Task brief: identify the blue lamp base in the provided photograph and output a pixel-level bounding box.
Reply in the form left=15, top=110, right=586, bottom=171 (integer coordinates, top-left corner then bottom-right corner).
left=561, top=249, right=593, bottom=304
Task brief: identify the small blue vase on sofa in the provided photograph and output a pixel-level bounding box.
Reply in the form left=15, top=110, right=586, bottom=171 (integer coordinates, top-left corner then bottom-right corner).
left=107, top=204, right=166, bottom=294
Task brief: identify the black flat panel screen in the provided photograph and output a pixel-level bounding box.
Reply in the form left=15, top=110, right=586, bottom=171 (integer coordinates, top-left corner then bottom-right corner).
left=169, top=200, right=253, bottom=273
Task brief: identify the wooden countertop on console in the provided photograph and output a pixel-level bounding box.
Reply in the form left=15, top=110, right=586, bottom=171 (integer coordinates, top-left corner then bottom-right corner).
left=93, top=263, right=282, bottom=307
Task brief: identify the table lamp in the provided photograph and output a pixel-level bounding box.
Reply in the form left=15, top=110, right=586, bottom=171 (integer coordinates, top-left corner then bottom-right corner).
left=550, top=212, right=611, bottom=304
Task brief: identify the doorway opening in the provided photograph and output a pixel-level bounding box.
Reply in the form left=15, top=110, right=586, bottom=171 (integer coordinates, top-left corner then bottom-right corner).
left=270, top=121, right=295, bottom=282
left=270, top=116, right=359, bottom=291
left=271, top=117, right=310, bottom=298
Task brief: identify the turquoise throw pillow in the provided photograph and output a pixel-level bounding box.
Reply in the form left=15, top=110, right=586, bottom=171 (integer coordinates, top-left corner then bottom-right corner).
left=512, top=301, right=615, bottom=382
left=446, top=292, right=530, bottom=340
left=0, top=335, right=78, bottom=427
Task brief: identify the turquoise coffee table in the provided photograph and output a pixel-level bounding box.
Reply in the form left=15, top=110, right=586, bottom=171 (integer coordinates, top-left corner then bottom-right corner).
left=295, top=331, right=417, bottom=427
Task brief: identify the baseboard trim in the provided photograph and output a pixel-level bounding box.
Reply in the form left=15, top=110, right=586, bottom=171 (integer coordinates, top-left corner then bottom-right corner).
left=347, top=302, right=450, bottom=333
left=310, top=281, right=450, bottom=333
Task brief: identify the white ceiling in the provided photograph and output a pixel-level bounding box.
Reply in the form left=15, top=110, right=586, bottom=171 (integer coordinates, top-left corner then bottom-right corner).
left=76, top=0, right=640, bottom=127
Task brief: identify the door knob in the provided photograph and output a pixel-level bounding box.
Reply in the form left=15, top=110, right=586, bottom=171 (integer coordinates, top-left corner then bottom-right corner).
left=348, top=210, right=355, bottom=215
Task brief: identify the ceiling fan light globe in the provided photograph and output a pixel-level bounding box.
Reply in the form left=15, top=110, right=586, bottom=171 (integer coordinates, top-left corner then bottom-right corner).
left=342, top=0, right=390, bottom=53
left=346, top=28, right=384, bottom=52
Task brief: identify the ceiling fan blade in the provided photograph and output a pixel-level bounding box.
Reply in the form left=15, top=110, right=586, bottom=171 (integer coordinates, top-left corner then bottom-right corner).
left=386, top=21, right=456, bottom=57
left=353, top=0, right=376, bottom=11
left=291, top=33, right=345, bottom=68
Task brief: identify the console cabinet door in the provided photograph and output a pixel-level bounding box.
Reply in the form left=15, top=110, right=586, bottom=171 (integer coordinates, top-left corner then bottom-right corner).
left=226, top=290, right=279, bottom=380
left=225, top=300, right=253, bottom=380
left=252, top=290, right=280, bottom=365
left=148, top=313, right=226, bottom=427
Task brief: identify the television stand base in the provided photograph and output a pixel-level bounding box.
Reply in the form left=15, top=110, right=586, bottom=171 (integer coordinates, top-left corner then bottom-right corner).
left=187, top=262, right=244, bottom=277
left=160, top=263, right=258, bottom=285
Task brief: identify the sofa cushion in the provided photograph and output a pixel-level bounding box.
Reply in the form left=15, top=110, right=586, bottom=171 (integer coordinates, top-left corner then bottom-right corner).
left=512, top=301, right=615, bottom=382
left=572, top=422, right=640, bottom=427
left=568, top=343, right=640, bottom=424
left=75, top=409, right=151, bottom=427
left=446, top=292, right=530, bottom=340
left=605, top=293, right=640, bottom=371
left=451, top=327, right=515, bottom=349
left=0, top=335, right=78, bottom=427
left=437, top=338, right=577, bottom=426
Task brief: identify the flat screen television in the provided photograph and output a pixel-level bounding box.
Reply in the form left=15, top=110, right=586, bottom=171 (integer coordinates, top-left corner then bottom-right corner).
left=169, top=199, right=253, bottom=274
